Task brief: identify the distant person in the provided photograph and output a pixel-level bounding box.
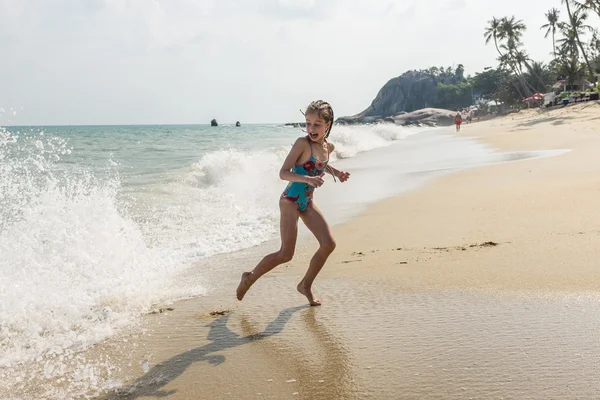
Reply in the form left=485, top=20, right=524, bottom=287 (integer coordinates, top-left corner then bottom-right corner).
left=236, top=100, right=351, bottom=306
left=455, top=111, right=463, bottom=132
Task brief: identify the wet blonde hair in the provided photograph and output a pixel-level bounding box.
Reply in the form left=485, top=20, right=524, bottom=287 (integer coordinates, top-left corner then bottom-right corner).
left=304, top=100, right=334, bottom=138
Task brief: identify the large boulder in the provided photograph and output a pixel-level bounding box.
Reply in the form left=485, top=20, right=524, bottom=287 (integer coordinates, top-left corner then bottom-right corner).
left=211, top=119, right=218, bottom=126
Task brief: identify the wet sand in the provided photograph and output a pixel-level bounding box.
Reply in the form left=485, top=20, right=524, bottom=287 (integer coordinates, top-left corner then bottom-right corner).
left=97, top=102, right=600, bottom=399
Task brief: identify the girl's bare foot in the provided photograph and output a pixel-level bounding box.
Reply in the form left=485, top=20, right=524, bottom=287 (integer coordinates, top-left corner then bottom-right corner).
left=236, top=272, right=254, bottom=301
left=297, top=281, right=321, bottom=306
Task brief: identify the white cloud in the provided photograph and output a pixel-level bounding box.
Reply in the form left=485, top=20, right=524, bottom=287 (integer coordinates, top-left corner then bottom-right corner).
left=0, top=0, right=594, bottom=125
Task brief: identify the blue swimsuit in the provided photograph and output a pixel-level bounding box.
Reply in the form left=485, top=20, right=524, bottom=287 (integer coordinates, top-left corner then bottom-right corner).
left=281, top=137, right=330, bottom=211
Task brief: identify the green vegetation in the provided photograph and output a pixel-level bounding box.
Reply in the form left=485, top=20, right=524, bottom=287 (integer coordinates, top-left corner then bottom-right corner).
left=478, top=0, right=600, bottom=105
left=429, top=1, right=600, bottom=110
left=420, top=65, right=474, bottom=110
left=435, top=82, right=473, bottom=110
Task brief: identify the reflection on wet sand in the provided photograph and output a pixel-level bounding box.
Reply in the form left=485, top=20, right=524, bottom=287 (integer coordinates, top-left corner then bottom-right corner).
left=101, top=305, right=307, bottom=399
left=234, top=306, right=355, bottom=399
left=296, top=308, right=355, bottom=399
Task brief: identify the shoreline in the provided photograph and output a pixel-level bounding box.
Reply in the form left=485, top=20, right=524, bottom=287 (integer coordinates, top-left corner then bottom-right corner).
left=23, top=102, right=600, bottom=399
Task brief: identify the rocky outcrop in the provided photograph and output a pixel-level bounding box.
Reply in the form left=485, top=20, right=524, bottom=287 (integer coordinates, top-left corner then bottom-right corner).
left=337, top=107, right=455, bottom=127
left=211, top=119, right=218, bottom=126
left=337, top=70, right=442, bottom=124
left=393, top=108, right=456, bottom=127
left=336, top=68, right=468, bottom=126
left=235, top=121, right=241, bottom=127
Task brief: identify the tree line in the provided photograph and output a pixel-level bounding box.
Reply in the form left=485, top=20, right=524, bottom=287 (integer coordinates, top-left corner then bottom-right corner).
left=476, top=0, right=600, bottom=105
left=409, top=1, right=600, bottom=110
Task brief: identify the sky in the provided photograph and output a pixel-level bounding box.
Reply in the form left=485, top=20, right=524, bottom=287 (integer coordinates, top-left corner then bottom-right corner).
left=0, top=0, right=584, bottom=125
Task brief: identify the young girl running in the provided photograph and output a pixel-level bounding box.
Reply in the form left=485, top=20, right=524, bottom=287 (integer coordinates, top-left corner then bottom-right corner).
left=236, top=100, right=350, bottom=306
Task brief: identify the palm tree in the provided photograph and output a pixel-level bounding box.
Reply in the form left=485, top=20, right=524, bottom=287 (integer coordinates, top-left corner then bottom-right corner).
left=498, top=17, right=534, bottom=96
left=573, top=0, right=600, bottom=19
left=587, top=29, right=600, bottom=73
left=514, top=49, right=548, bottom=91
left=524, top=62, right=553, bottom=93
left=557, top=21, right=580, bottom=58
left=541, top=8, right=560, bottom=58
left=556, top=20, right=586, bottom=86
left=484, top=17, right=504, bottom=56
left=498, top=44, right=534, bottom=96
left=562, top=0, right=595, bottom=79
left=553, top=44, right=586, bottom=86
left=500, top=16, right=527, bottom=45
left=497, top=54, right=526, bottom=98
left=484, top=16, right=540, bottom=97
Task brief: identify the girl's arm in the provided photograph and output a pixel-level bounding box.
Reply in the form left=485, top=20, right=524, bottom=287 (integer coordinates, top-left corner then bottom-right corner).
left=326, top=165, right=351, bottom=182
left=279, top=138, right=324, bottom=187
left=327, top=165, right=342, bottom=177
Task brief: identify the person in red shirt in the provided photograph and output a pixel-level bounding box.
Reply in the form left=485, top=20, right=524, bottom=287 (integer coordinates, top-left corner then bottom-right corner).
left=454, top=111, right=463, bottom=132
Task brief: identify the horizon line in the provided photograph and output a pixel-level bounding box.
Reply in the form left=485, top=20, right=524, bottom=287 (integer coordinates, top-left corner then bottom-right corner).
left=1, top=122, right=304, bottom=128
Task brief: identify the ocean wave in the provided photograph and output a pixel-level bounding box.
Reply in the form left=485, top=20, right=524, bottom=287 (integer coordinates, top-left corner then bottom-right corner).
left=331, top=123, right=423, bottom=159
left=0, top=128, right=202, bottom=397
left=184, top=123, right=424, bottom=188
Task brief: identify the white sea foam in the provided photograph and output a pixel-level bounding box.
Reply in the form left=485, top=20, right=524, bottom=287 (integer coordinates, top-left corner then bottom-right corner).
left=331, top=123, right=423, bottom=159
left=0, top=128, right=206, bottom=397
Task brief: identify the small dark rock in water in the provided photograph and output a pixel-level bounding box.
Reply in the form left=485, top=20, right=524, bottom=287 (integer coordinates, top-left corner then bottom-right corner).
left=236, top=121, right=241, bottom=127
left=209, top=309, right=231, bottom=317
left=211, top=119, right=218, bottom=127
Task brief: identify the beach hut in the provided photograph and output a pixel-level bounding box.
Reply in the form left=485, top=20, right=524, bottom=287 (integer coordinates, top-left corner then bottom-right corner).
left=552, top=79, right=594, bottom=92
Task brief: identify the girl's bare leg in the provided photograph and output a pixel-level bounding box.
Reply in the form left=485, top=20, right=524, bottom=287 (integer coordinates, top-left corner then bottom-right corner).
left=297, top=202, right=336, bottom=306
left=236, top=199, right=299, bottom=301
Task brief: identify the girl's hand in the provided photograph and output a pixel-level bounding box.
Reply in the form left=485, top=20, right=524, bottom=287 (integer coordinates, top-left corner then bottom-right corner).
left=305, top=173, right=325, bottom=188
left=337, top=170, right=351, bottom=183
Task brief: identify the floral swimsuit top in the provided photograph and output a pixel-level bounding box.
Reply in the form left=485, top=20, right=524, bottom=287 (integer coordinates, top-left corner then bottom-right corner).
left=281, top=137, right=330, bottom=212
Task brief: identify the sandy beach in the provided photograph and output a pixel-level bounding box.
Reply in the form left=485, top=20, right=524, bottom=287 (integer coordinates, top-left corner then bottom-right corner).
left=97, top=102, right=600, bottom=400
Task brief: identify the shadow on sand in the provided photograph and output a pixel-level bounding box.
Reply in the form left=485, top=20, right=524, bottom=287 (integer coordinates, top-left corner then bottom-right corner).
left=514, top=115, right=575, bottom=128
left=101, top=305, right=308, bottom=399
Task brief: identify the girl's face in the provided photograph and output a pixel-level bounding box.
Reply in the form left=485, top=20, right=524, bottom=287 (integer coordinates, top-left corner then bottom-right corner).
left=305, top=112, right=331, bottom=142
